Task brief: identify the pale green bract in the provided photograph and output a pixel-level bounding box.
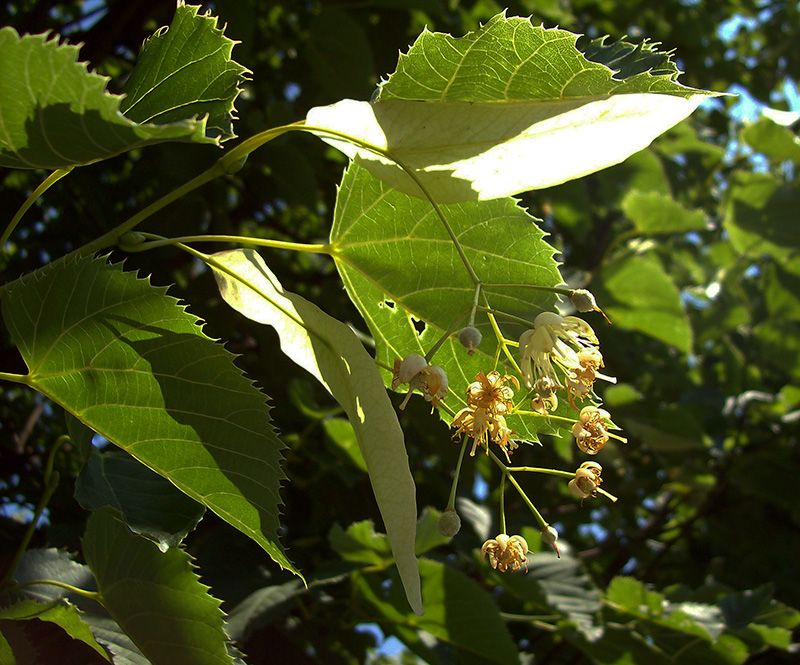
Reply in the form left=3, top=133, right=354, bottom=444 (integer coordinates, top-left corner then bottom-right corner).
left=305, top=14, right=715, bottom=203
left=210, top=248, right=423, bottom=616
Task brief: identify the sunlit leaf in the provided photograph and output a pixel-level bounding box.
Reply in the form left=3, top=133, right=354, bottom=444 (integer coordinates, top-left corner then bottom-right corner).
left=592, top=253, right=692, bottom=352
left=740, top=117, right=800, bottom=164
left=209, top=248, right=423, bottom=615
left=0, top=28, right=212, bottom=169
left=120, top=2, right=249, bottom=142
left=306, top=14, right=714, bottom=202
left=621, top=190, right=707, bottom=235
left=1, top=255, right=293, bottom=575
left=331, top=162, right=567, bottom=443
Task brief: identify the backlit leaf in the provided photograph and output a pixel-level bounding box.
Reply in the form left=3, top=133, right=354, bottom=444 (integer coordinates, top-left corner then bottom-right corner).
left=331, top=162, right=569, bottom=444
left=306, top=14, right=714, bottom=202
left=0, top=28, right=212, bottom=170
left=1, top=255, right=293, bottom=575
left=120, top=2, right=249, bottom=142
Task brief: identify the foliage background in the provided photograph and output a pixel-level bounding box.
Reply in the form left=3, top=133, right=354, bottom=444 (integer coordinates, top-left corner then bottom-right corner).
left=1, top=0, right=798, bottom=663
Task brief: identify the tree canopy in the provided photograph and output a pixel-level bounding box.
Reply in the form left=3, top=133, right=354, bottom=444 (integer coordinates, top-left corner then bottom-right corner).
left=1, top=1, right=798, bottom=663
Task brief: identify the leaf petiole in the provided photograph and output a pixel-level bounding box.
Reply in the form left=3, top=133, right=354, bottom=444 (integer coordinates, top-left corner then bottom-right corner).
left=119, top=232, right=332, bottom=255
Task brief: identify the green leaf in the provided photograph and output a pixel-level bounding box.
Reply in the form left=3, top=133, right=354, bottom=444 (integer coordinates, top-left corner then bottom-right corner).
left=209, top=248, right=423, bottom=616
left=74, top=449, right=206, bottom=551
left=621, top=190, right=707, bottom=235
left=14, top=548, right=149, bottom=665
left=329, top=521, right=393, bottom=566
left=592, top=253, right=692, bottom=352
left=224, top=579, right=305, bottom=643
left=622, top=406, right=706, bottom=451
left=355, top=558, right=519, bottom=664
left=331, top=162, right=566, bottom=443
left=606, top=577, right=664, bottom=615
left=414, top=508, right=453, bottom=555
left=322, top=418, right=368, bottom=471
left=82, top=509, right=233, bottom=665
left=0, top=29, right=214, bottom=170
left=120, top=2, right=249, bottom=142
left=379, top=14, right=705, bottom=101
left=740, top=117, right=800, bottom=164
left=724, top=172, right=800, bottom=259
left=0, top=599, right=109, bottom=661
left=65, top=411, right=94, bottom=462
left=719, top=584, right=777, bottom=632
left=306, top=14, right=714, bottom=202
left=1, top=254, right=293, bottom=575
left=497, top=551, right=603, bottom=642
left=0, top=630, right=12, bottom=665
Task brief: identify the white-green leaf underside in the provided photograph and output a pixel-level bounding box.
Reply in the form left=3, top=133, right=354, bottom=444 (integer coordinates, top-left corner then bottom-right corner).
left=210, top=249, right=423, bottom=616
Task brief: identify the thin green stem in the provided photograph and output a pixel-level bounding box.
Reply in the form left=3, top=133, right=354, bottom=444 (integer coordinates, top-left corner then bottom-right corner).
left=506, top=466, right=575, bottom=479
left=468, top=282, right=482, bottom=327
left=1, top=436, right=67, bottom=589
left=483, top=283, right=573, bottom=296
left=488, top=449, right=547, bottom=529
left=482, top=294, right=521, bottom=373
left=513, top=410, right=577, bottom=425
left=1, top=168, right=73, bottom=251
left=0, top=372, right=31, bottom=386
left=119, top=232, right=332, bottom=255
left=507, top=465, right=618, bottom=502
left=499, top=473, right=507, bottom=534
left=446, top=437, right=469, bottom=510
left=62, top=123, right=302, bottom=261
left=10, top=579, right=103, bottom=604
left=476, top=305, right=535, bottom=329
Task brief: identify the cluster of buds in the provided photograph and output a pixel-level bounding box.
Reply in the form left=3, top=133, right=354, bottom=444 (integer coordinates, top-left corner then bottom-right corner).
left=519, top=312, right=615, bottom=411
left=481, top=534, right=529, bottom=573
left=568, top=461, right=604, bottom=500
left=391, top=354, right=448, bottom=411
left=451, top=371, right=519, bottom=461
left=572, top=406, right=626, bottom=454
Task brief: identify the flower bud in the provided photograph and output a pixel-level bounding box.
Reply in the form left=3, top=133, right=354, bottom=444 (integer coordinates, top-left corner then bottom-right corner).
left=569, top=289, right=611, bottom=323
left=541, top=524, right=561, bottom=557
left=458, top=326, right=482, bottom=355
left=437, top=508, right=461, bottom=537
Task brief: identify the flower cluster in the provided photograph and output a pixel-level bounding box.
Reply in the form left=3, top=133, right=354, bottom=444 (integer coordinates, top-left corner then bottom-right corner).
left=391, top=353, right=448, bottom=410
left=481, top=534, right=529, bottom=573
left=451, top=370, right=519, bottom=461
left=519, top=312, right=615, bottom=411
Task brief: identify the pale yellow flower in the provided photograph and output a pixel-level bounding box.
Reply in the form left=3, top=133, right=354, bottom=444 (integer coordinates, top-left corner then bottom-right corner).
left=481, top=534, right=529, bottom=572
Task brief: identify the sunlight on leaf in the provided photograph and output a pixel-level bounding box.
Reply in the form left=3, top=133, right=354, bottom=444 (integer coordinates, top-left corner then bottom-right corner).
left=306, top=14, right=715, bottom=202
left=1, top=255, right=293, bottom=575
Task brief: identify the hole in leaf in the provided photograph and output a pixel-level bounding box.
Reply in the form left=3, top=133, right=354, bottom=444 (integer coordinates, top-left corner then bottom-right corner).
left=381, top=300, right=396, bottom=309
left=411, top=317, right=426, bottom=336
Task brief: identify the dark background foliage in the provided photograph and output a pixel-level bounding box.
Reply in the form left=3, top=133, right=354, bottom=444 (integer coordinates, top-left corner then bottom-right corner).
left=1, top=0, right=799, bottom=663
